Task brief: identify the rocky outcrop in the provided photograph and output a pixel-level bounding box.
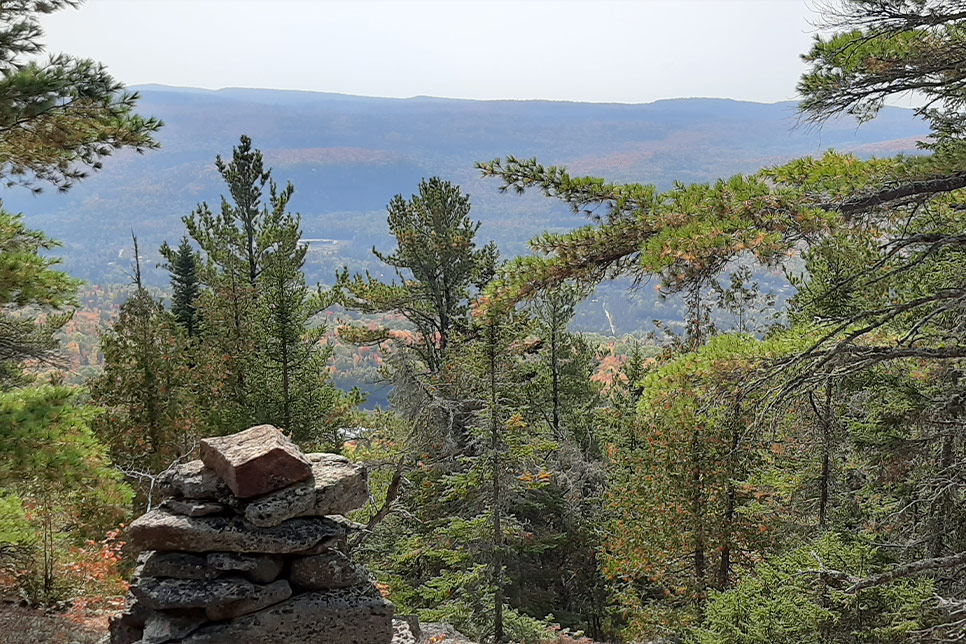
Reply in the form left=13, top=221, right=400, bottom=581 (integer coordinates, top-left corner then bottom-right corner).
left=109, top=424, right=391, bottom=644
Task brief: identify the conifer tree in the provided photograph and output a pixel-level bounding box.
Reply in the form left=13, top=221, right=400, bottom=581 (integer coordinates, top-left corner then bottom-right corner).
left=0, top=211, right=77, bottom=387
left=338, top=177, right=498, bottom=375
left=0, top=1, right=161, bottom=192
left=89, top=273, right=198, bottom=481
left=160, top=236, right=202, bottom=338
left=250, top=224, right=358, bottom=446
left=0, top=0, right=153, bottom=605
left=169, top=135, right=356, bottom=441
left=528, top=284, right=601, bottom=451
left=177, top=135, right=299, bottom=430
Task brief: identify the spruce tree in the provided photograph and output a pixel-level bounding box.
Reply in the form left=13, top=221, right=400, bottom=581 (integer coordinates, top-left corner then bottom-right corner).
left=161, top=236, right=202, bottom=338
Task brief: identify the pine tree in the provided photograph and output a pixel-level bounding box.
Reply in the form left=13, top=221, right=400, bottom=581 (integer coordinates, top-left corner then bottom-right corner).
left=177, top=135, right=299, bottom=431
left=0, top=1, right=161, bottom=192
left=0, top=385, right=132, bottom=601
left=338, top=177, right=498, bottom=375
left=170, top=135, right=356, bottom=441
left=0, top=211, right=77, bottom=387
left=0, top=0, right=152, bottom=605
left=250, top=226, right=359, bottom=446
left=183, top=135, right=294, bottom=289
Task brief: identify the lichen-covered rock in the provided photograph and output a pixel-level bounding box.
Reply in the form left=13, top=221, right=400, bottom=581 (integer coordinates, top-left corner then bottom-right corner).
left=181, top=584, right=394, bottom=644
left=200, top=424, right=312, bottom=498
left=127, top=508, right=344, bottom=554
left=306, top=452, right=369, bottom=515
left=132, top=576, right=292, bottom=620
left=242, top=477, right=315, bottom=528
left=290, top=550, right=364, bottom=590
left=243, top=454, right=368, bottom=527
left=141, top=608, right=206, bottom=644
left=207, top=552, right=284, bottom=584
left=138, top=551, right=213, bottom=580
left=161, top=498, right=227, bottom=517
left=156, top=460, right=228, bottom=500
left=391, top=618, right=417, bottom=644
left=108, top=598, right=150, bottom=644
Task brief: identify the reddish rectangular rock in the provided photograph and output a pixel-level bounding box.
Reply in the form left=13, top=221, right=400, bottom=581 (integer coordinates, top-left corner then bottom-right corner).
left=200, top=424, right=312, bottom=498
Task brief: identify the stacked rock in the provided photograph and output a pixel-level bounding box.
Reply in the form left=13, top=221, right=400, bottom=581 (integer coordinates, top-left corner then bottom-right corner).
left=109, top=424, right=394, bottom=644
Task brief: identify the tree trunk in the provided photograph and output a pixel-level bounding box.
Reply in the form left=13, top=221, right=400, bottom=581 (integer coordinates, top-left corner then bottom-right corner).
left=551, top=324, right=560, bottom=438
left=717, top=422, right=739, bottom=589
left=489, top=319, right=505, bottom=643
left=692, top=435, right=706, bottom=591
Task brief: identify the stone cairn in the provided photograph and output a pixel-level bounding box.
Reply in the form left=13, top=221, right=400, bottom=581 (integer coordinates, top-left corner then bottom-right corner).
left=109, top=424, right=394, bottom=644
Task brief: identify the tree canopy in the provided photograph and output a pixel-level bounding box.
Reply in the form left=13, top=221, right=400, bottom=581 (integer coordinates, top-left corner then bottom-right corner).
left=0, top=0, right=161, bottom=192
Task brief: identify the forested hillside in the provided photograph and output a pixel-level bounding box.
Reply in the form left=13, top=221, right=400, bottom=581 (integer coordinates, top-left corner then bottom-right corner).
left=2, top=1, right=966, bottom=644
left=0, top=84, right=928, bottom=333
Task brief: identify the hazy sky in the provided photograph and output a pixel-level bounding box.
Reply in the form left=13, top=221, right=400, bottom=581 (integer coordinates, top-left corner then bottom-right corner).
left=42, top=0, right=821, bottom=104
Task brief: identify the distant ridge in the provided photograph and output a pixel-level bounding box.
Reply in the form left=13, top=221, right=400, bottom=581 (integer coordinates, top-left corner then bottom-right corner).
left=130, top=84, right=800, bottom=107
left=4, top=84, right=929, bottom=328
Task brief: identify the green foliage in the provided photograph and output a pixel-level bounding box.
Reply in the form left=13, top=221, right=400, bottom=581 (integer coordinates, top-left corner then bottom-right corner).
left=166, top=135, right=357, bottom=441
left=161, top=236, right=202, bottom=338
left=250, top=227, right=362, bottom=447
left=0, top=210, right=78, bottom=386
left=0, top=384, right=129, bottom=510
left=184, top=134, right=297, bottom=288
left=338, top=176, right=498, bottom=373
left=88, top=288, right=200, bottom=479
left=0, top=385, right=132, bottom=602
left=695, top=534, right=932, bottom=644
left=0, top=0, right=161, bottom=192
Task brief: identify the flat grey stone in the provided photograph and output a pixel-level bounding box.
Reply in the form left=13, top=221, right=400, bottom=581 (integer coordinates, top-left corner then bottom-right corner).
left=306, top=452, right=369, bottom=515
left=290, top=550, right=364, bottom=590
left=242, top=454, right=368, bottom=527
left=207, top=552, right=284, bottom=583
left=156, top=460, right=227, bottom=500
left=161, top=498, right=227, bottom=517
left=182, top=584, right=394, bottom=644
left=206, top=579, right=292, bottom=621
left=132, top=576, right=291, bottom=621
left=200, top=425, right=312, bottom=498
left=127, top=507, right=344, bottom=554
left=142, top=608, right=206, bottom=644
left=242, top=477, right=315, bottom=528
left=138, top=551, right=212, bottom=580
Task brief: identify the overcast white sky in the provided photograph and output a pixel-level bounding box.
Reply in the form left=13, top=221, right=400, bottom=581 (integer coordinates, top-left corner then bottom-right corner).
left=42, top=0, right=821, bottom=104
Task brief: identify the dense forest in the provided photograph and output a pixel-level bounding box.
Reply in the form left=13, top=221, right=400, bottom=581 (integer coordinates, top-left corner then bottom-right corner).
left=2, top=1, right=966, bottom=643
